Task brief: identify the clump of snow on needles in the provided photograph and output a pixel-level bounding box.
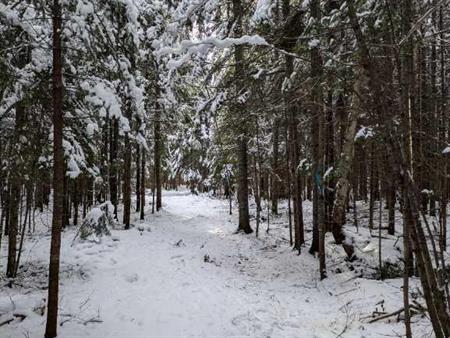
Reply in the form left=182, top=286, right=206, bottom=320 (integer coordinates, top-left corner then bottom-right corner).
left=355, top=126, right=374, bottom=140
left=252, top=0, right=274, bottom=22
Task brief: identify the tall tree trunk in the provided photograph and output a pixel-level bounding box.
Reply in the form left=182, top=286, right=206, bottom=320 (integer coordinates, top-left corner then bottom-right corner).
left=234, top=0, right=252, bottom=234
left=136, top=144, right=141, bottom=212
left=73, top=180, right=78, bottom=226
left=387, top=168, right=396, bottom=235
left=110, top=117, right=119, bottom=219
left=6, top=100, right=25, bottom=278
left=123, top=136, right=131, bottom=228
left=285, top=115, right=293, bottom=246
left=45, top=1, right=64, bottom=336
left=398, top=5, right=416, bottom=336
left=310, top=0, right=325, bottom=275
left=15, top=184, right=31, bottom=276
left=123, top=105, right=132, bottom=229
left=6, top=31, right=29, bottom=278
left=324, top=90, right=336, bottom=233
left=368, top=141, right=375, bottom=230
left=439, top=4, right=447, bottom=250
left=283, top=0, right=303, bottom=249
left=140, top=150, right=145, bottom=220
left=62, top=173, right=69, bottom=226
left=154, top=98, right=162, bottom=212
left=271, top=118, right=280, bottom=214
left=329, top=69, right=364, bottom=260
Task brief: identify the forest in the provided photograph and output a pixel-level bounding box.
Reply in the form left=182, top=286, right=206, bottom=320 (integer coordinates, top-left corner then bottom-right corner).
left=1, top=0, right=450, bottom=337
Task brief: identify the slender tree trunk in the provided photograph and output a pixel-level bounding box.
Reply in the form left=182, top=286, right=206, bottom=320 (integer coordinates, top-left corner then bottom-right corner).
left=285, top=116, right=293, bottom=245
left=271, top=118, right=280, bottom=214
left=123, top=138, right=131, bottom=228
left=110, top=117, right=119, bottom=219
left=325, top=90, right=336, bottom=233
left=45, top=1, right=64, bottom=335
left=282, top=0, right=303, bottom=249
left=402, top=184, right=412, bottom=338
left=6, top=95, right=27, bottom=278
left=255, top=119, right=263, bottom=237
left=253, top=156, right=260, bottom=237
left=6, top=179, right=19, bottom=278
left=438, top=3, right=447, bottom=251
left=136, top=145, right=141, bottom=212
left=73, top=180, right=78, bottom=226
left=14, top=185, right=30, bottom=276
left=377, top=195, right=383, bottom=278
left=154, top=99, right=162, bottom=212
left=310, top=0, right=325, bottom=275
left=123, top=110, right=132, bottom=228
left=368, top=141, right=375, bottom=230
left=387, top=167, right=396, bottom=235
left=140, top=150, right=145, bottom=220
left=62, top=173, right=69, bottom=226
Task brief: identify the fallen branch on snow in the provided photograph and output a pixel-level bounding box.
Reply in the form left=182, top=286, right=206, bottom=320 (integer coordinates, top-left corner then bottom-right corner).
left=0, top=313, right=27, bottom=327
left=367, top=303, right=425, bottom=323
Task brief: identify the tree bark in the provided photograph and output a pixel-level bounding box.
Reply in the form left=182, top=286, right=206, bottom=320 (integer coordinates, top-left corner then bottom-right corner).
left=6, top=100, right=24, bottom=278
left=330, top=69, right=364, bottom=260
left=140, top=150, right=145, bottom=220
left=234, top=0, right=252, bottom=234
left=123, top=131, right=131, bottom=228
left=45, top=1, right=64, bottom=336
left=310, top=0, right=325, bottom=275
left=109, top=117, right=119, bottom=219
left=154, top=96, right=162, bottom=212
left=271, top=118, right=280, bottom=214
left=136, top=144, right=141, bottom=212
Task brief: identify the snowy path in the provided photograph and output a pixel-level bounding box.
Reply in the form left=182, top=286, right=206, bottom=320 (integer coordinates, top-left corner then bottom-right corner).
left=1, top=191, right=424, bottom=337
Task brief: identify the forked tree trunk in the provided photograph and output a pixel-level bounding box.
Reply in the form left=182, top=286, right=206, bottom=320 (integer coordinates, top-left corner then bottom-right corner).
left=330, top=70, right=365, bottom=260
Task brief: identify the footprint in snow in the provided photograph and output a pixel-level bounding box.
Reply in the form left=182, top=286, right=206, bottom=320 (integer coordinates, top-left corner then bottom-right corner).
left=124, top=273, right=139, bottom=283
left=84, top=250, right=99, bottom=256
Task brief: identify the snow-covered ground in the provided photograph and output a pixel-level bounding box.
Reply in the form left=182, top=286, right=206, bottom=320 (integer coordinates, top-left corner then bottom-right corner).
left=0, top=190, right=432, bottom=337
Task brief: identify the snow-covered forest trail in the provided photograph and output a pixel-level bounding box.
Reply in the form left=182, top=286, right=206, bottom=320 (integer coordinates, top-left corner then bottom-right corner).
left=1, top=191, right=424, bottom=338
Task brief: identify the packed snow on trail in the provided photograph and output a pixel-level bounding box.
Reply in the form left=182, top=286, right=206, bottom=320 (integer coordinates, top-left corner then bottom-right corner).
left=1, top=190, right=430, bottom=337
